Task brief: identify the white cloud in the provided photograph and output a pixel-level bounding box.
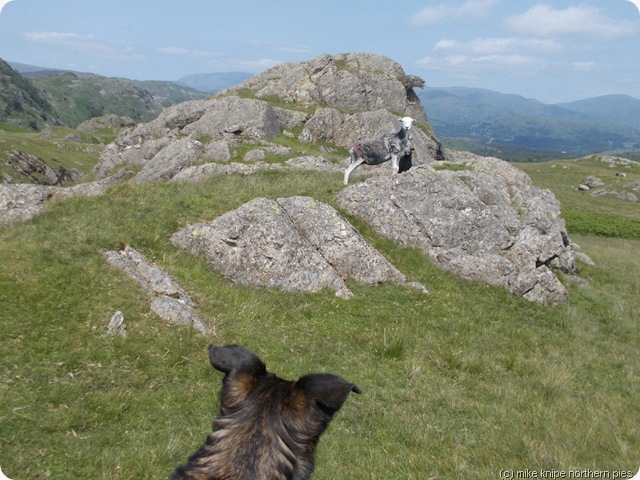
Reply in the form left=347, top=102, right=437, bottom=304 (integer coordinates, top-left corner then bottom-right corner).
left=159, top=47, right=212, bottom=57
left=417, top=53, right=545, bottom=70
left=25, top=32, right=143, bottom=60
left=506, top=5, right=638, bottom=39
left=434, top=37, right=561, bottom=56
left=417, top=35, right=549, bottom=74
left=410, top=0, right=499, bottom=26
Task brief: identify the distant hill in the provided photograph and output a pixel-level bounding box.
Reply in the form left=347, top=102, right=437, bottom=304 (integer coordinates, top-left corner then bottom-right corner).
left=0, top=59, right=59, bottom=130
left=557, top=95, right=640, bottom=129
left=5, top=61, right=210, bottom=129
left=419, top=87, right=640, bottom=161
left=129, top=80, right=208, bottom=108
left=29, top=72, right=163, bottom=127
left=176, top=72, right=251, bottom=93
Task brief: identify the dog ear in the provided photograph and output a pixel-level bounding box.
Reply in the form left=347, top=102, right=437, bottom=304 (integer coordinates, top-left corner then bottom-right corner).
left=208, top=345, right=267, bottom=375
left=296, top=373, right=361, bottom=416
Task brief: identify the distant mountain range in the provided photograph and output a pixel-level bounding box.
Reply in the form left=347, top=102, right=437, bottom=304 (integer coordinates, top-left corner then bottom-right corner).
left=418, top=87, right=640, bottom=160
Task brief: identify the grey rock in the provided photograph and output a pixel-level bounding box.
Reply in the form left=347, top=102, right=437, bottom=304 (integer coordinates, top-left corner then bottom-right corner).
left=299, top=108, right=442, bottom=167
left=203, top=140, right=231, bottom=162
left=589, top=189, right=608, bottom=197
left=243, top=149, right=266, bottom=162
left=171, top=162, right=284, bottom=183
left=77, top=114, right=136, bottom=132
left=132, top=137, right=204, bottom=183
left=615, top=192, right=638, bottom=202
left=92, top=96, right=282, bottom=179
left=336, top=153, right=575, bottom=304
left=4, top=150, right=82, bottom=185
left=575, top=251, right=596, bottom=266
left=92, top=53, right=445, bottom=185
left=103, top=245, right=212, bottom=334
left=104, top=245, right=194, bottom=303
left=232, top=52, right=427, bottom=122
left=180, top=96, right=280, bottom=140
left=171, top=197, right=351, bottom=298
left=277, top=196, right=408, bottom=285
left=150, top=296, right=210, bottom=334
left=285, top=156, right=340, bottom=172
left=0, top=184, right=57, bottom=225
left=171, top=196, right=425, bottom=297
left=107, top=311, right=127, bottom=337
left=0, top=169, right=129, bottom=227
left=272, top=107, right=310, bottom=130
left=625, top=181, right=640, bottom=192
left=584, top=176, right=605, bottom=188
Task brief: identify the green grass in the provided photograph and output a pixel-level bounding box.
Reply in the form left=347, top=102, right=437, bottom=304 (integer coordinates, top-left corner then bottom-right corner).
left=1, top=168, right=638, bottom=479
left=517, top=156, right=640, bottom=239
left=0, top=125, right=119, bottom=184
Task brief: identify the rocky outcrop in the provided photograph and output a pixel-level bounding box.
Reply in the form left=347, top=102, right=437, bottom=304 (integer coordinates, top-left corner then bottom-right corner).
left=92, top=52, right=443, bottom=183
left=76, top=114, right=136, bottom=132
left=3, top=150, right=82, bottom=185
left=93, top=96, right=287, bottom=180
left=578, top=175, right=639, bottom=202
left=103, top=245, right=212, bottom=334
left=230, top=52, right=427, bottom=123
left=336, top=152, right=576, bottom=304
left=171, top=196, right=427, bottom=298
left=1, top=53, right=581, bottom=306
left=299, top=109, right=442, bottom=167
left=0, top=169, right=129, bottom=226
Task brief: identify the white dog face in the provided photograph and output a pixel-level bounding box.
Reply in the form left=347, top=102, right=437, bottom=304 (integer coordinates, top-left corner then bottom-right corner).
left=399, top=117, right=414, bottom=129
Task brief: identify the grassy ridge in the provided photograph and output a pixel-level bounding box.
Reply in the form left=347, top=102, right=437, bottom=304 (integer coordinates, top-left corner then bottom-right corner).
left=1, top=168, right=638, bottom=479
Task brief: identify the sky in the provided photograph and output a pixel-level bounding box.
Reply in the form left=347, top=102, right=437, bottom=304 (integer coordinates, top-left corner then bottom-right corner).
left=0, top=0, right=639, bottom=104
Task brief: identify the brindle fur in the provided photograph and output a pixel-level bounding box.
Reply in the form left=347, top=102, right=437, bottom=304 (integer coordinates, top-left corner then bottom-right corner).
left=171, top=345, right=361, bottom=480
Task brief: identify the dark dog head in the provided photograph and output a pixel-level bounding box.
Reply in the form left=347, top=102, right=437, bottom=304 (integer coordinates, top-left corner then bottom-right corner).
left=172, top=345, right=361, bottom=480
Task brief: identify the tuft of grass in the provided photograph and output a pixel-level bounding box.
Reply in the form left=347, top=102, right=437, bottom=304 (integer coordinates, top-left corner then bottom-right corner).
left=1, top=169, right=638, bottom=479
left=433, top=161, right=472, bottom=172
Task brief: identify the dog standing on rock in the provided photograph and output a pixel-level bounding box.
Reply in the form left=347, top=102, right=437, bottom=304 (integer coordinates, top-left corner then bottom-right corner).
left=171, top=344, right=361, bottom=480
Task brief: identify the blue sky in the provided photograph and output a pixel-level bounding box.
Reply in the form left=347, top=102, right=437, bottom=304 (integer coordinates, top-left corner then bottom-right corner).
left=0, top=0, right=639, bottom=103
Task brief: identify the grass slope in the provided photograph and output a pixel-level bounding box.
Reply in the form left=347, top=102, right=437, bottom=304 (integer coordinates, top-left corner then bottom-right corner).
left=0, top=124, right=119, bottom=184
left=1, top=163, right=638, bottom=479
left=518, top=156, right=640, bottom=238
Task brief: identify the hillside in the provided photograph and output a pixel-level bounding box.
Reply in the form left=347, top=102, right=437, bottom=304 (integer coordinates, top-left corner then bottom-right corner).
left=557, top=94, right=640, bottom=129
left=419, top=87, right=640, bottom=161
left=6, top=61, right=209, bottom=129
left=30, top=72, right=163, bottom=128
left=0, top=59, right=59, bottom=130
left=130, top=80, right=208, bottom=107
left=1, top=52, right=638, bottom=479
